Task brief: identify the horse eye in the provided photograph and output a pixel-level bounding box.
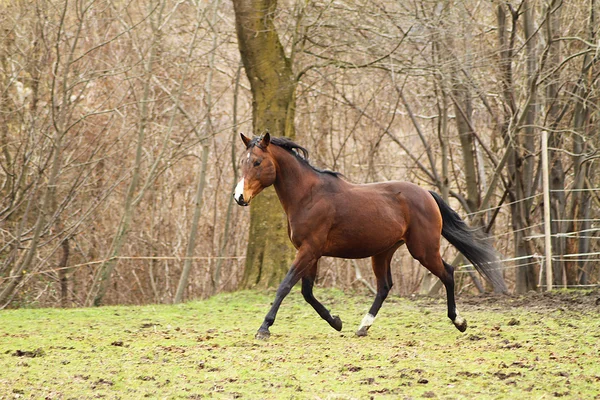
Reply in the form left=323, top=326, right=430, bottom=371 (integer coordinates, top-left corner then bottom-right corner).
left=253, top=160, right=261, bottom=167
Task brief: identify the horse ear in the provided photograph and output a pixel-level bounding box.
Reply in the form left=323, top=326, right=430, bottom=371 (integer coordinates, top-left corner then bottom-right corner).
left=240, top=132, right=251, bottom=147
left=260, top=132, right=270, bottom=148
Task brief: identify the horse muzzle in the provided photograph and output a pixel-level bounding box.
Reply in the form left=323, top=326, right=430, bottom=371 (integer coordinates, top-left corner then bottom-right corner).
left=233, top=178, right=250, bottom=206
left=234, top=193, right=249, bottom=206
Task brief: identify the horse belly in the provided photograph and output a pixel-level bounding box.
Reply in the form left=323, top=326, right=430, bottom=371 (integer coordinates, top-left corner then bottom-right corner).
left=322, top=220, right=403, bottom=259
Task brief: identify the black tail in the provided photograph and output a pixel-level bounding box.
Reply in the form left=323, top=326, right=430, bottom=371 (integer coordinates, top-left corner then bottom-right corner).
left=429, top=191, right=507, bottom=294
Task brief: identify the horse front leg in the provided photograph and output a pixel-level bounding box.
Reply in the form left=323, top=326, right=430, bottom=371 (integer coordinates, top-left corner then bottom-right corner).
left=255, top=250, right=316, bottom=340
left=301, top=262, right=343, bottom=332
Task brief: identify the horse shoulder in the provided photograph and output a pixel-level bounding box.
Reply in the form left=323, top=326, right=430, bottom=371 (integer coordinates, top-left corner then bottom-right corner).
left=287, top=196, right=334, bottom=251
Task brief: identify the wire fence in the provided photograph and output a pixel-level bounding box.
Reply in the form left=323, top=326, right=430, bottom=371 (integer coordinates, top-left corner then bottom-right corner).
left=454, top=254, right=600, bottom=289
left=0, top=256, right=245, bottom=284
left=454, top=193, right=600, bottom=290
left=465, top=193, right=543, bottom=217
left=3, top=241, right=598, bottom=292
left=2, top=183, right=598, bottom=300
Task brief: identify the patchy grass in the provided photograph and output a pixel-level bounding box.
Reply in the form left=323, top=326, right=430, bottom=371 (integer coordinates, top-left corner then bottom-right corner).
left=1, top=289, right=600, bottom=399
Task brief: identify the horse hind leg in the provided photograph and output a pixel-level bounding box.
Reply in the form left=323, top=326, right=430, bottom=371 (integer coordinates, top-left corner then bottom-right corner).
left=356, top=250, right=395, bottom=337
left=441, top=260, right=467, bottom=332
left=301, top=263, right=343, bottom=332
left=408, top=239, right=467, bottom=332
left=420, top=254, right=467, bottom=332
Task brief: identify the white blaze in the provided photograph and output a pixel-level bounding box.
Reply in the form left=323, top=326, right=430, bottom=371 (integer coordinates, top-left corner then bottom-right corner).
left=234, top=178, right=245, bottom=202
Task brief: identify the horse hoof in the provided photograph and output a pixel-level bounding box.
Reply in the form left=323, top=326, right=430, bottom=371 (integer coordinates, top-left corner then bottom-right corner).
left=255, top=329, right=271, bottom=340
left=355, top=327, right=369, bottom=337
left=453, top=317, right=467, bottom=333
left=330, top=315, right=343, bottom=332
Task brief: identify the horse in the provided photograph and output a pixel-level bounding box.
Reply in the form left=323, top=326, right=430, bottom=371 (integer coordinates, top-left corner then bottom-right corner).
left=233, top=133, right=506, bottom=340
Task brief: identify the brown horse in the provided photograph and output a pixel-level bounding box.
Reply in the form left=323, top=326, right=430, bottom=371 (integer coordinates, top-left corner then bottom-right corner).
left=234, top=133, right=506, bottom=340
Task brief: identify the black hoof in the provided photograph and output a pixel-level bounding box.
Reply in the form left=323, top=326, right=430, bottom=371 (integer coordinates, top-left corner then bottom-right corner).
left=453, top=319, right=467, bottom=333
left=255, top=329, right=271, bottom=340
left=330, top=315, right=343, bottom=332
left=355, top=327, right=369, bottom=337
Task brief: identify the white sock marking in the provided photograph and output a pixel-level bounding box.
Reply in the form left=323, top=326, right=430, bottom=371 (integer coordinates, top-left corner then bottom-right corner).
left=454, top=311, right=465, bottom=326
left=359, top=313, right=376, bottom=330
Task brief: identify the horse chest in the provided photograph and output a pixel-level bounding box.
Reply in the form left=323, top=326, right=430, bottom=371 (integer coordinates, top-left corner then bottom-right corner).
left=288, top=224, right=295, bottom=244
left=287, top=214, right=329, bottom=250
left=287, top=222, right=305, bottom=249
left=286, top=200, right=332, bottom=249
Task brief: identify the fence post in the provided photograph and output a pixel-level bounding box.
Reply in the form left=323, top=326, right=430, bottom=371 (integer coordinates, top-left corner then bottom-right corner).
left=542, top=130, right=553, bottom=291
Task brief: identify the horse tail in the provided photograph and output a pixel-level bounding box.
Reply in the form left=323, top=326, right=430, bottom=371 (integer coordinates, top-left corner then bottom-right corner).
left=429, top=191, right=507, bottom=294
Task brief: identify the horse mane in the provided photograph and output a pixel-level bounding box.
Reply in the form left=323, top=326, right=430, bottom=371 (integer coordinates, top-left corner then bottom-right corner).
left=249, top=136, right=341, bottom=178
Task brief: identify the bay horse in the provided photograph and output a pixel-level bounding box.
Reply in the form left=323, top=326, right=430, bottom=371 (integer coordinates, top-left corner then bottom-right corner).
left=234, top=133, right=505, bottom=340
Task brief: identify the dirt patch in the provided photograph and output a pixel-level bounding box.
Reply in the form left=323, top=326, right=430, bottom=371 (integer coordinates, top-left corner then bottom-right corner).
left=11, top=348, right=45, bottom=358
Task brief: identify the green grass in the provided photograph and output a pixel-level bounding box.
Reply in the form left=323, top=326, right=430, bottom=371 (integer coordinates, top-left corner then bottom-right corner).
left=1, top=289, right=599, bottom=399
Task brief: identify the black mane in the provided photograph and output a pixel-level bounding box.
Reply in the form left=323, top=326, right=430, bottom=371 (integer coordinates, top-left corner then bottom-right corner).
left=249, top=136, right=341, bottom=178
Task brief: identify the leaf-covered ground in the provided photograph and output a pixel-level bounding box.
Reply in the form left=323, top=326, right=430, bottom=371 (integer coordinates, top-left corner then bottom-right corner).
left=1, top=289, right=599, bottom=399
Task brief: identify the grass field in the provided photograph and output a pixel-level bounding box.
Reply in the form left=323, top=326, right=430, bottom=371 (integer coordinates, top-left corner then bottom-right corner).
left=1, top=288, right=599, bottom=399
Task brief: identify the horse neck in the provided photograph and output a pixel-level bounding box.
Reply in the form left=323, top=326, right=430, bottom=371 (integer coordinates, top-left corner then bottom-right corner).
left=271, top=146, right=320, bottom=214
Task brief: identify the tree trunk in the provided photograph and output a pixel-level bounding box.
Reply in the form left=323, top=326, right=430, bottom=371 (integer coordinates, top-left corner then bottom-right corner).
left=58, top=237, right=70, bottom=308
left=496, top=3, right=536, bottom=293
left=233, top=0, right=297, bottom=289
left=522, top=0, right=538, bottom=202
left=567, top=89, right=588, bottom=286
left=566, top=0, right=595, bottom=286
left=452, top=80, right=479, bottom=214
left=174, top=143, right=210, bottom=303
left=450, top=17, right=479, bottom=214
left=213, top=63, right=243, bottom=293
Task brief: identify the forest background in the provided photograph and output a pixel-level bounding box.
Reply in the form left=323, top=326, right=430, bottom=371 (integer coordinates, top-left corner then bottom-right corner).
left=1, top=0, right=598, bottom=308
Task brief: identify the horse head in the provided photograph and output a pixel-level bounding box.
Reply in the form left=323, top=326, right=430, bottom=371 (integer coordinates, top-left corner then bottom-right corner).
left=233, top=132, right=277, bottom=206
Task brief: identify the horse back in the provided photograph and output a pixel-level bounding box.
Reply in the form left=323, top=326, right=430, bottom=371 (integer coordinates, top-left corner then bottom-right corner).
left=307, top=180, right=441, bottom=258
